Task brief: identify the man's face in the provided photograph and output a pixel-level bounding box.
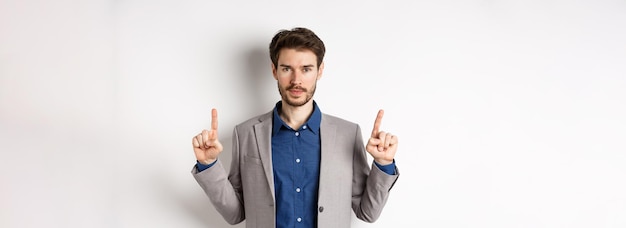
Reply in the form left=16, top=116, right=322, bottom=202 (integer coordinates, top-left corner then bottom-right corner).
left=272, top=48, right=324, bottom=107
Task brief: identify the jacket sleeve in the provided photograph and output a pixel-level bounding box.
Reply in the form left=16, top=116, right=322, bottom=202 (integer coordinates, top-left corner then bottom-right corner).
left=191, top=127, right=245, bottom=225
left=351, top=124, right=399, bottom=222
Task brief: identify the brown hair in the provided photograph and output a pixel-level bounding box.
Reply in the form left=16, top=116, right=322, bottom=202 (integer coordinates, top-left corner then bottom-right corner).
left=269, top=27, right=326, bottom=68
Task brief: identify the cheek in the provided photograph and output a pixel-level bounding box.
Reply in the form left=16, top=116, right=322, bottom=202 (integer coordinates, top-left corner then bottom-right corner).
left=305, top=74, right=319, bottom=84
left=277, top=77, right=290, bottom=87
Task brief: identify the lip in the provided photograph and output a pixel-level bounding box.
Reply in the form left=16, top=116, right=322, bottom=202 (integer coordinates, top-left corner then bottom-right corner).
left=288, top=89, right=303, bottom=96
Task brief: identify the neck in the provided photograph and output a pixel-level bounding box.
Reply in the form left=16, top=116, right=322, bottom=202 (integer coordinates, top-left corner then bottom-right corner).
left=279, top=100, right=314, bottom=130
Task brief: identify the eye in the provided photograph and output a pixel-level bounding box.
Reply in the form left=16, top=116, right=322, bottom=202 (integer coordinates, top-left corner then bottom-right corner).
left=281, top=67, right=290, bottom=72
left=303, top=67, right=312, bottom=72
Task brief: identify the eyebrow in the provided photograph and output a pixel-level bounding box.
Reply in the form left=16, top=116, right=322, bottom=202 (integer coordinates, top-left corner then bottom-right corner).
left=279, top=64, right=315, bottom=68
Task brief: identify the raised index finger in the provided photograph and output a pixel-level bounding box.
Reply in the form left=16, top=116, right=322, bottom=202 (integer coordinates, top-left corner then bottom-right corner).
left=371, top=109, right=384, bottom=138
left=211, top=108, right=218, bottom=131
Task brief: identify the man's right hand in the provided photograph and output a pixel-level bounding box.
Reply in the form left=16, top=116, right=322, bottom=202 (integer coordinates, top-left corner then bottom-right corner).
left=192, top=108, right=223, bottom=165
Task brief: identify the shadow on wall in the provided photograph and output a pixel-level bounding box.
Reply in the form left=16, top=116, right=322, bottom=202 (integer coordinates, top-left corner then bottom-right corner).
left=245, top=45, right=276, bottom=114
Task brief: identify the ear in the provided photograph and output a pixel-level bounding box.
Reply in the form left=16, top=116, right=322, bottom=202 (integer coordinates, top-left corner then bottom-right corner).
left=317, top=62, right=324, bottom=80
left=271, top=63, right=278, bottom=80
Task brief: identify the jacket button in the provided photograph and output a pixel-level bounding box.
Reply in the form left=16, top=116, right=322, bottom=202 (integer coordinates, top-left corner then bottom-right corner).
left=318, top=206, right=324, bottom=212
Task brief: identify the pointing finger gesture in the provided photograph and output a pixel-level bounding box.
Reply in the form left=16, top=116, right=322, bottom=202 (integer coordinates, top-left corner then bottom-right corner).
left=192, top=108, right=223, bottom=165
left=366, top=109, right=398, bottom=165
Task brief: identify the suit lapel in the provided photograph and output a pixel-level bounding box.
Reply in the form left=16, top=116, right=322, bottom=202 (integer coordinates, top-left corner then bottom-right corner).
left=254, top=113, right=275, bottom=200
left=319, top=115, right=337, bottom=185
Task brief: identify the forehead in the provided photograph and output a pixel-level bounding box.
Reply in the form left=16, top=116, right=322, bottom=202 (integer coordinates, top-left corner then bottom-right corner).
left=277, top=48, right=317, bottom=65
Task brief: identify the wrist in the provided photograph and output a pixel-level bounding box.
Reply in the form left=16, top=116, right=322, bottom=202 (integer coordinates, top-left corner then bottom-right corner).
left=374, top=158, right=393, bottom=166
left=198, top=158, right=217, bottom=165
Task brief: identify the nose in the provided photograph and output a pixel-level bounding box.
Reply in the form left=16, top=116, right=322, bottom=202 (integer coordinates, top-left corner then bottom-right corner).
left=290, top=70, right=302, bottom=85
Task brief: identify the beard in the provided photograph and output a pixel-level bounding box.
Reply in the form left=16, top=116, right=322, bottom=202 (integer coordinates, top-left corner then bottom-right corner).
left=278, top=82, right=317, bottom=107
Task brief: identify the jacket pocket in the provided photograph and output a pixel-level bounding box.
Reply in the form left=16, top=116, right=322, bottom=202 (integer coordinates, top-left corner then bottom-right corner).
left=243, top=154, right=262, bottom=166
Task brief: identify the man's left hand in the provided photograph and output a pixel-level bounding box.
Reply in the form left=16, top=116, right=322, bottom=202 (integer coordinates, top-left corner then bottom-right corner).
left=366, top=109, right=398, bottom=165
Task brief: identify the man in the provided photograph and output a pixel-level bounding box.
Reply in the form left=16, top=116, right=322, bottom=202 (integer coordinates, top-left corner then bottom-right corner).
left=191, top=27, right=399, bottom=228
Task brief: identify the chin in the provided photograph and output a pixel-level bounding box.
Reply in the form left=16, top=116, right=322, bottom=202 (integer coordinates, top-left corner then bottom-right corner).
left=285, top=98, right=308, bottom=107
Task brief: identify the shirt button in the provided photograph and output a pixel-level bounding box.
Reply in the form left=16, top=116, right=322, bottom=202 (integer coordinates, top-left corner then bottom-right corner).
left=303, top=126, right=307, bottom=129
left=295, top=158, right=301, bottom=163
left=295, top=132, right=300, bottom=136
left=319, top=206, right=324, bottom=212
left=296, top=187, right=301, bottom=192
left=297, top=217, right=302, bottom=222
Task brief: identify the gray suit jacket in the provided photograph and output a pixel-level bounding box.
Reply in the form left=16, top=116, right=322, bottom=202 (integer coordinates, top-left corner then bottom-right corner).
left=192, top=111, right=399, bottom=228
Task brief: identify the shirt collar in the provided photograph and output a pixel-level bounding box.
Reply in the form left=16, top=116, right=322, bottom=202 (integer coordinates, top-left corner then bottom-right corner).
left=272, top=100, right=322, bottom=136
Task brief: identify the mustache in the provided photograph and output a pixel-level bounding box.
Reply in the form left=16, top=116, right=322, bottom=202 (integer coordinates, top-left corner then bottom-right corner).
left=286, top=85, right=306, bottom=91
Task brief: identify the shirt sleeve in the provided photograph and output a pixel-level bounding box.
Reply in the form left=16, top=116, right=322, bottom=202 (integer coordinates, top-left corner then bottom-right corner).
left=196, top=159, right=217, bottom=172
left=373, top=159, right=396, bottom=175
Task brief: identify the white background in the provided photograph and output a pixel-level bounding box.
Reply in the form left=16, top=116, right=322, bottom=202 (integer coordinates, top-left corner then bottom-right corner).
left=1, top=0, right=625, bottom=227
